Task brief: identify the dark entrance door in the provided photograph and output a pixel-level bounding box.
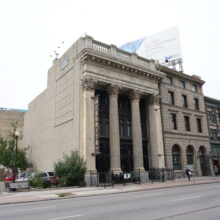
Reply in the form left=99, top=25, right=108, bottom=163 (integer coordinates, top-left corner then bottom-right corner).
left=120, top=142, right=133, bottom=172
left=143, top=140, right=149, bottom=171
left=96, top=140, right=110, bottom=172
left=200, top=155, right=210, bottom=176
left=199, top=147, right=210, bottom=176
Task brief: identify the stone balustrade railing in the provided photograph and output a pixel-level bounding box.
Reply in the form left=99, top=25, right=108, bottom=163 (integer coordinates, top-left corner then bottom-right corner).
left=83, top=36, right=153, bottom=68
left=92, top=40, right=109, bottom=53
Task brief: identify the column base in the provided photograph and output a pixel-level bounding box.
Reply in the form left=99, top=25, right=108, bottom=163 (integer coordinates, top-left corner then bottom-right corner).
left=111, top=168, right=122, bottom=174
left=133, top=170, right=149, bottom=183
left=85, top=171, right=98, bottom=186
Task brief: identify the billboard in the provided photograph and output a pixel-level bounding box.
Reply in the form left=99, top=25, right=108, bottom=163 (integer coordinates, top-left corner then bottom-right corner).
left=120, top=27, right=182, bottom=64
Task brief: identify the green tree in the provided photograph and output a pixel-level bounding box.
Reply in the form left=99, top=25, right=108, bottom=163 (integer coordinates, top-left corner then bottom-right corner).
left=54, top=150, right=86, bottom=187
left=0, top=121, right=31, bottom=171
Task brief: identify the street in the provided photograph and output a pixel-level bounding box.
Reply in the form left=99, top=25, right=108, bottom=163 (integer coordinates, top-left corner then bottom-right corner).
left=0, top=182, right=220, bottom=220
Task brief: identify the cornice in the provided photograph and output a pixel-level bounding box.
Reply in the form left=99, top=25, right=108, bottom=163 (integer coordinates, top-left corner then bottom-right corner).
left=161, top=102, right=206, bottom=115
left=80, top=51, right=164, bottom=82
left=204, top=96, right=220, bottom=104
left=163, top=130, right=209, bottom=139
left=156, top=64, right=205, bottom=85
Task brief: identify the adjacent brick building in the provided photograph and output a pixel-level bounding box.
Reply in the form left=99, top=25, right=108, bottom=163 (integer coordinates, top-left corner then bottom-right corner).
left=157, top=66, right=212, bottom=177
left=204, top=96, right=220, bottom=174
left=0, top=108, right=26, bottom=141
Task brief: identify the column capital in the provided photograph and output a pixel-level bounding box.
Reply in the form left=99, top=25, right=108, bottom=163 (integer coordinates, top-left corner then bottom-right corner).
left=82, top=77, right=97, bottom=91
left=108, top=84, right=121, bottom=96
left=149, top=93, right=160, bottom=104
left=130, top=90, right=142, bottom=100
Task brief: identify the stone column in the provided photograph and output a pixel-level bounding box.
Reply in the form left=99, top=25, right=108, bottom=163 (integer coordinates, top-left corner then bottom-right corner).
left=130, top=90, right=145, bottom=171
left=82, top=77, right=97, bottom=186
left=148, top=94, right=165, bottom=168
left=108, top=85, right=121, bottom=173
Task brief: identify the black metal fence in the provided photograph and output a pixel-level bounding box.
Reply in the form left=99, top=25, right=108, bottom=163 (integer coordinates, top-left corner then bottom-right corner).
left=89, top=168, right=175, bottom=187
left=89, top=170, right=142, bottom=187
left=149, top=168, right=175, bottom=182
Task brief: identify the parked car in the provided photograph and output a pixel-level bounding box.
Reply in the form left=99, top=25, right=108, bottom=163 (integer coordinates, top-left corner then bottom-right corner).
left=4, top=173, right=15, bottom=182
left=29, top=171, right=58, bottom=185
left=16, top=172, right=32, bottom=182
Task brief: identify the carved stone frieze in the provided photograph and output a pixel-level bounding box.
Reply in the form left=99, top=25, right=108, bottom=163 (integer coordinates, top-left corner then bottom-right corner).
left=81, top=77, right=97, bottom=91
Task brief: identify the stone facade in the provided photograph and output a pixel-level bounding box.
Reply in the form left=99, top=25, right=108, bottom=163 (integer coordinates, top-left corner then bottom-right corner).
left=23, top=36, right=166, bottom=184
left=157, top=65, right=213, bottom=177
left=23, top=36, right=212, bottom=184
left=204, top=96, right=220, bottom=174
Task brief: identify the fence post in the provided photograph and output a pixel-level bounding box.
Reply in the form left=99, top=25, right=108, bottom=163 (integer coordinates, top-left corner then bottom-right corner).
left=162, top=168, right=165, bottom=182
left=139, top=169, right=141, bottom=184
left=96, top=171, right=98, bottom=187
left=104, top=171, right=106, bottom=188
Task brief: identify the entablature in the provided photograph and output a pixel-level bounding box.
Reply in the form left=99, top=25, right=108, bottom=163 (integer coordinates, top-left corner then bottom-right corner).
left=80, top=51, right=164, bottom=83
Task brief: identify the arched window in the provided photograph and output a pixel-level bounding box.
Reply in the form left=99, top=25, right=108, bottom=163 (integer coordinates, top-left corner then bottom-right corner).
left=172, top=145, right=181, bottom=170
left=186, top=145, right=194, bottom=165
left=199, top=146, right=210, bottom=176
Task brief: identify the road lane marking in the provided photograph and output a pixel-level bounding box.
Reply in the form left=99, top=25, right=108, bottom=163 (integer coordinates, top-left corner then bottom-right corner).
left=47, top=215, right=83, bottom=220
left=172, top=195, right=201, bottom=202
left=155, top=204, right=220, bottom=219
left=0, top=206, right=55, bottom=214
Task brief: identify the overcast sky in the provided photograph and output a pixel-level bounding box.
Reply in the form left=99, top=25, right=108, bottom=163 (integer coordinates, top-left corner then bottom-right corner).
left=0, top=0, right=220, bottom=109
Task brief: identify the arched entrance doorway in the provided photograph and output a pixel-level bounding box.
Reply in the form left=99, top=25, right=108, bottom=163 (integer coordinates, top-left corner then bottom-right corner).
left=186, top=145, right=194, bottom=170
left=199, top=146, right=210, bottom=176
left=172, top=145, right=182, bottom=170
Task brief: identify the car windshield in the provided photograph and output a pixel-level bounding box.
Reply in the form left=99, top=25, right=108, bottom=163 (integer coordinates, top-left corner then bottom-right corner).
left=48, top=172, right=54, bottom=177
left=20, top=173, right=25, bottom=178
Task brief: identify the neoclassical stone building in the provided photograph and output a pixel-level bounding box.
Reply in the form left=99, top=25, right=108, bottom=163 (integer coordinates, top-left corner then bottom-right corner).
left=23, top=35, right=212, bottom=184
left=157, top=66, right=212, bottom=177
left=23, top=36, right=166, bottom=183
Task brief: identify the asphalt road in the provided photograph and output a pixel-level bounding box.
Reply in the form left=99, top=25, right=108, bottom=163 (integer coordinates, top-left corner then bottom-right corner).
left=0, top=182, right=220, bottom=220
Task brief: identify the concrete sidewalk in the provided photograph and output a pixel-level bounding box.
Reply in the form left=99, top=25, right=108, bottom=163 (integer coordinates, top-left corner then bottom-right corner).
left=0, top=176, right=220, bottom=205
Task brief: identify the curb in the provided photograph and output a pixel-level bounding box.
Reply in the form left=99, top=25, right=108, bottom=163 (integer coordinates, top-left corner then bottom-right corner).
left=0, top=180, right=219, bottom=206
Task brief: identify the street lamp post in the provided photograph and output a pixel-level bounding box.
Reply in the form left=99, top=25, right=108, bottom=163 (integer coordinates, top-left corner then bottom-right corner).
left=13, top=130, right=20, bottom=183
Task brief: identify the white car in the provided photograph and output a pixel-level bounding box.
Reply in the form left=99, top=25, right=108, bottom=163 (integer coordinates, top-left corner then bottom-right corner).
left=16, top=172, right=32, bottom=182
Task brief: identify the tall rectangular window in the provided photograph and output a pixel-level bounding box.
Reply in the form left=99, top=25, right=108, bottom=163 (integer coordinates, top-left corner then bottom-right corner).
left=217, top=113, right=220, bottom=124
left=184, top=116, right=190, bottom=131
left=194, top=98, right=199, bottom=110
left=182, top=95, right=188, bottom=107
left=170, top=113, right=177, bottom=130
left=210, top=129, right=218, bottom=140
left=180, top=80, right=185, bottom=88
left=126, top=119, right=132, bottom=137
left=192, top=83, right=197, bottom=92
left=119, top=119, right=124, bottom=137
left=168, top=91, right=175, bottom=105
left=208, top=110, right=216, bottom=123
left=165, top=76, right=172, bottom=84
left=197, top=118, right=202, bottom=133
